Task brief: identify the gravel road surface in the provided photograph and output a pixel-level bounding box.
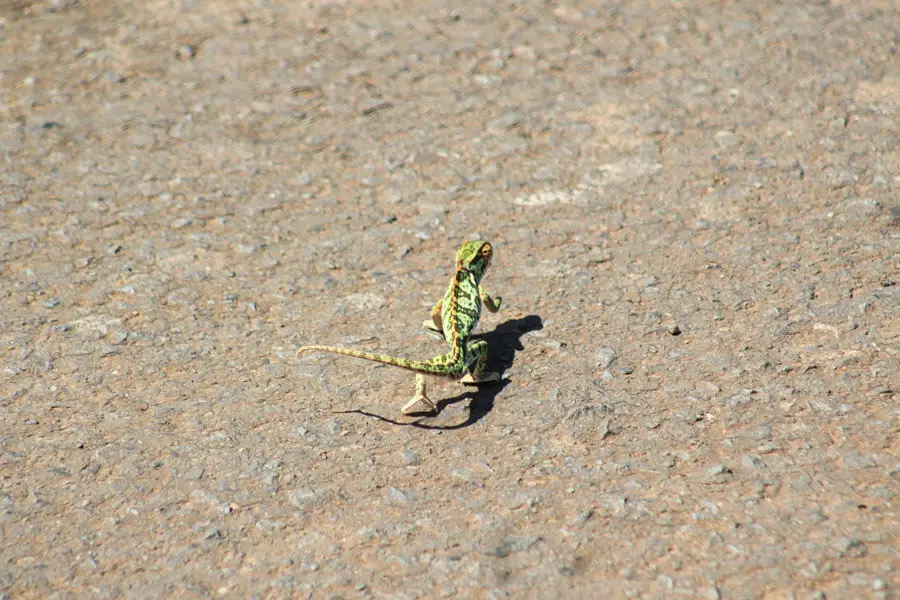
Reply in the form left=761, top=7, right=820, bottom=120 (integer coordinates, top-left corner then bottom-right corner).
left=1, top=1, right=897, bottom=598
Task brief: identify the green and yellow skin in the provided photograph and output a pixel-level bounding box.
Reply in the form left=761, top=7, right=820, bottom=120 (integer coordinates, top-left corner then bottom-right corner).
left=297, top=240, right=502, bottom=414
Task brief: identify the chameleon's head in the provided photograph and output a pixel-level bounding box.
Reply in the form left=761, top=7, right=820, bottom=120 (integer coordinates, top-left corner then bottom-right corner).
left=456, top=240, right=493, bottom=279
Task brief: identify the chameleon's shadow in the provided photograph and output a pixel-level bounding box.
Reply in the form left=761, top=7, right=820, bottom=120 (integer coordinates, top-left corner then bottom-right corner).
left=338, top=314, right=543, bottom=430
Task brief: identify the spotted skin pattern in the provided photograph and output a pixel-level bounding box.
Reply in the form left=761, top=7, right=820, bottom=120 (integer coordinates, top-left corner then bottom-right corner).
left=297, top=240, right=502, bottom=414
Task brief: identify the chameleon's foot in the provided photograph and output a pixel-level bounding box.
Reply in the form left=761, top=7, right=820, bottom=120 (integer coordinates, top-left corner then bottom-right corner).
left=422, top=319, right=445, bottom=340
left=403, top=374, right=437, bottom=415
left=460, top=371, right=501, bottom=385
left=401, top=394, right=437, bottom=415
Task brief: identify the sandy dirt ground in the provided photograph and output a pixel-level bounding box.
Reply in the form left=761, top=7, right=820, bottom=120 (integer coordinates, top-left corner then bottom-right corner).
left=1, top=0, right=897, bottom=598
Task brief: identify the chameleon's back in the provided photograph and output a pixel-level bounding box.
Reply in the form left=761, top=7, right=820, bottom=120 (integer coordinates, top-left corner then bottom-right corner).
left=441, top=268, right=482, bottom=343
left=440, top=240, right=493, bottom=345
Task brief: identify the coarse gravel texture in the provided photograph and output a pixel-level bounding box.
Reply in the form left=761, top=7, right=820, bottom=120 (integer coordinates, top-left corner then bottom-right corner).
left=1, top=0, right=898, bottom=598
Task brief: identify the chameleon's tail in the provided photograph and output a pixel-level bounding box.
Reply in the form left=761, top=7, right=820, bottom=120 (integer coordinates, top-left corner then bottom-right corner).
left=296, top=345, right=462, bottom=376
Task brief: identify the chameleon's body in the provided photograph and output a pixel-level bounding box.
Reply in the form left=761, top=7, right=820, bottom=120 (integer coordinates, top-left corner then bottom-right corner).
left=297, top=240, right=502, bottom=414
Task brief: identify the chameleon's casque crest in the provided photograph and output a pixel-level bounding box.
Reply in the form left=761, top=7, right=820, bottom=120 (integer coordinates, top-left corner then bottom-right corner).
left=455, top=240, right=492, bottom=279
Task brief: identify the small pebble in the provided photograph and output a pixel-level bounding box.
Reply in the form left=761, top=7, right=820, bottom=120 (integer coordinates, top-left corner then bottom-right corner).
left=832, top=537, right=867, bottom=558
left=175, top=44, right=195, bottom=60
left=288, top=487, right=319, bottom=508
left=841, top=452, right=876, bottom=470
left=384, top=487, right=410, bottom=506
left=360, top=99, right=393, bottom=115
left=714, top=130, right=742, bottom=149
left=487, top=112, right=524, bottom=133
left=704, top=464, right=734, bottom=483
left=182, top=465, right=204, bottom=480
left=741, top=455, right=763, bottom=470
left=512, top=45, right=537, bottom=61
left=595, top=347, right=618, bottom=368
left=451, top=468, right=479, bottom=482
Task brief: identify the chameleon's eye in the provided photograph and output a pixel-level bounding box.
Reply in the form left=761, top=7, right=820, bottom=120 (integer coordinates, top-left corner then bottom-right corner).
left=481, top=243, right=492, bottom=256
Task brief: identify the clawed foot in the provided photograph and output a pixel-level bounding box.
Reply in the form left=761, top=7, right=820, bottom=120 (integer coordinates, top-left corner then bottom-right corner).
left=459, top=371, right=501, bottom=385
left=402, top=394, right=437, bottom=415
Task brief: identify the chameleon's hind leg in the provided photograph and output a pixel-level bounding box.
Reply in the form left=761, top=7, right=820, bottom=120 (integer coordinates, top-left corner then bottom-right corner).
left=459, top=339, right=500, bottom=384
left=402, top=374, right=437, bottom=415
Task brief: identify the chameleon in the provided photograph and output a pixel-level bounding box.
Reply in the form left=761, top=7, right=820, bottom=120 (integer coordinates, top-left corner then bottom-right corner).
left=296, top=240, right=503, bottom=415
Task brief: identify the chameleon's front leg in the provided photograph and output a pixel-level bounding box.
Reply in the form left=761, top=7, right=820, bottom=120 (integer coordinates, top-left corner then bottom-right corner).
left=479, top=286, right=502, bottom=313
left=459, top=339, right=501, bottom=384
left=422, top=298, right=445, bottom=338
left=401, top=374, right=437, bottom=415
